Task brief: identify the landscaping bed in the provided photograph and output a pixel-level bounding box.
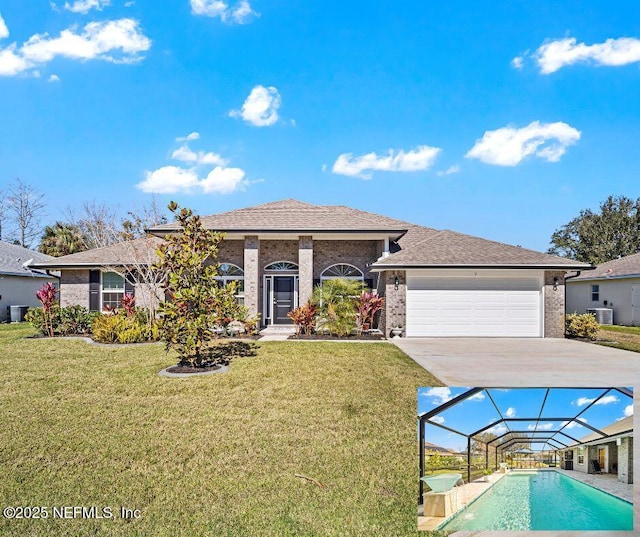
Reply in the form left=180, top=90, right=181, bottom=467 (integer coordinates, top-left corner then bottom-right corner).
left=288, top=332, right=385, bottom=340
left=0, top=323, right=442, bottom=537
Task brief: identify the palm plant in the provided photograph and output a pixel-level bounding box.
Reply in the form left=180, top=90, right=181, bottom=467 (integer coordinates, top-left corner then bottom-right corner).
left=38, top=222, right=87, bottom=257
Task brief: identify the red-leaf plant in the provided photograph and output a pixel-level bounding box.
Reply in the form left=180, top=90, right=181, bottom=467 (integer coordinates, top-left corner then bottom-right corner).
left=120, top=293, right=136, bottom=317
left=357, top=291, right=384, bottom=330
left=35, top=282, right=58, bottom=337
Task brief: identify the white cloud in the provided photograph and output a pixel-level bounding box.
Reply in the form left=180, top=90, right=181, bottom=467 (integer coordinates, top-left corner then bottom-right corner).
left=421, top=387, right=452, bottom=405
left=124, top=1, right=135, bottom=6
left=534, top=37, right=640, bottom=74
left=511, top=56, right=524, bottom=69
left=201, top=167, right=246, bottom=194
left=176, top=131, right=200, bottom=142
left=137, top=166, right=200, bottom=194
left=575, top=394, right=619, bottom=407
left=63, top=0, right=111, bottom=14
left=0, top=13, right=9, bottom=40
left=527, top=422, right=554, bottom=431
left=137, top=136, right=248, bottom=195
left=332, top=145, right=441, bottom=179
left=431, top=415, right=445, bottom=424
left=624, top=404, right=633, bottom=417
left=505, top=407, right=516, bottom=418
left=171, top=144, right=228, bottom=166
left=488, top=424, right=507, bottom=435
left=0, top=18, right=151, bottom=77
left=190, top=0, right=257, bottom=24
left=48, top=73, right=60, bottom=82
left=563, top=418, right=587, bottom=429
left=436, top=165, right=460, bottom=177
left=465, top=121, right=580, bottom=166
left=230, top=85, right=281, bottom=127
left=467, top=392, right=485, bottom=401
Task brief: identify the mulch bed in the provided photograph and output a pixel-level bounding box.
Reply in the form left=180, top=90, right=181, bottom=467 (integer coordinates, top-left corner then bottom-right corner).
left=166, top=364, right=224, bottom=374
left=288, top=333, right=386, bottom=341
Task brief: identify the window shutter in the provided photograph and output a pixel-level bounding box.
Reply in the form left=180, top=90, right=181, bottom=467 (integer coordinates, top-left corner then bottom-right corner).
left=313, top=278, right=321, bottom=289
left=365, top=278, right=374, bottom=290
left=124, top=274, right=135, bottom=296
left=89, top=270, right=100, bottom=312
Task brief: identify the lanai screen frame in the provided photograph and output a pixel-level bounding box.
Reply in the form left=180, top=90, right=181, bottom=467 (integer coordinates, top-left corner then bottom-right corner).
left=418, top=387, right=633, bottom=503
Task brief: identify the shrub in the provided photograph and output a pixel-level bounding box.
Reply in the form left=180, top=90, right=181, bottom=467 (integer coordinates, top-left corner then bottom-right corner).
left=91, top=312, right=156, bottom=344
left=356, top=291, right=384, bottom=330
left=288, top=302, right=317, bottom=335
left=58, top=305, right=98, bottom=335
left=311, top=279, right=364, bottom=337
left=565, top=313, right=600, bottom=340
left=25, top=305, right=97, bottom=336
left=35, top=282, right=58, bottom=337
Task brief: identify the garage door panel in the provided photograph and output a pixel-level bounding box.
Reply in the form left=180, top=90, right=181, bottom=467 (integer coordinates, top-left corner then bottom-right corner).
left=406, top=276, right=541, bottom=337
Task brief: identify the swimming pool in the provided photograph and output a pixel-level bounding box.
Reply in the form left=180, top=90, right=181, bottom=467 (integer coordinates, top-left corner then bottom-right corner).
left=438, top=471, right=633, bottom=531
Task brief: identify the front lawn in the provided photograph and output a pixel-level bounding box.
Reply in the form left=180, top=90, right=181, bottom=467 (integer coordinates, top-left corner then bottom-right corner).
left=596, top=325, right=640, bottom=353
left=0, top=324, right=443, bottom=536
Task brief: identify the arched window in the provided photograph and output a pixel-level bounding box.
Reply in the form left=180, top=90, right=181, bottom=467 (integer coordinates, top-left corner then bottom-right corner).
left=216, top=263, right=244, bottom=305
left=264, top=261, right=299, bottom=272
left=320, top=263, right=364, bottom=281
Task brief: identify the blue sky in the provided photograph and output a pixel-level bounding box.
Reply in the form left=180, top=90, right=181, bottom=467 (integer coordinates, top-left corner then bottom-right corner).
left=418, top=387, right=634, bottom=452
left=1, top=1, right=639, bottom=250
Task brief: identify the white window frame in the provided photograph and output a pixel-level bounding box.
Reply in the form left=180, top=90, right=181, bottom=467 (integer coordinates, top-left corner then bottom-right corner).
left=215, top=263, right=245, bottom=304
left=101, top=271, right=125, bottom=312
left=320, top=263, right=364, bottom=282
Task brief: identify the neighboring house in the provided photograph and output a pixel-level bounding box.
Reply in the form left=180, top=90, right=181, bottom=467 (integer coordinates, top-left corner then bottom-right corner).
left=32, top=199, right=590, bottom=337
left=0, top=241, right=58, bottom=322
left=559, top=415, right=633, bottom=485
left=424, top=441, right=461, bottom=458
left=566, top=253, right=640, bottom=326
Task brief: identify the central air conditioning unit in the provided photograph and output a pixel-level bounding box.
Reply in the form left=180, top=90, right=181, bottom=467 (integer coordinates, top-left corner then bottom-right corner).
left=586, top=308, right=613, bottom=325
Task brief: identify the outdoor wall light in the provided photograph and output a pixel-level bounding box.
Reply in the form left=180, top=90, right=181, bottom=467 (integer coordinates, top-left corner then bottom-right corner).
left=394, top=276, right=400, bottom=290
left=553, top=276, right=559, bottom=291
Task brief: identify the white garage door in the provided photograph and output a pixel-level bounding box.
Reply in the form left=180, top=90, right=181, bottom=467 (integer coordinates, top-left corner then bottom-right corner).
left=406, top=274, right=542, bottom=337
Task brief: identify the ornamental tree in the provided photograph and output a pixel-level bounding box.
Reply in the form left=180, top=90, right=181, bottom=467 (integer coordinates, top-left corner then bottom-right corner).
left=153, top=202, right=247, bottom=368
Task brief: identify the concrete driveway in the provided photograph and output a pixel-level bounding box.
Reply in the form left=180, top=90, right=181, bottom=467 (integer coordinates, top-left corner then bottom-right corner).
left=393, top=338, right=640, bottom=386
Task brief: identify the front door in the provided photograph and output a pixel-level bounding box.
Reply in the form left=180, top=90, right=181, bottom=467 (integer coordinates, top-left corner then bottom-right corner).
left=273, top=276, right=294, bottom=324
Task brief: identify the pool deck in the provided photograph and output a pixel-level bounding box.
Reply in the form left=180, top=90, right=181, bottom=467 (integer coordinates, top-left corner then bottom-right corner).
left=417, top=469, right=634, bottom=532
left=553, top=468, right=633, bottom=503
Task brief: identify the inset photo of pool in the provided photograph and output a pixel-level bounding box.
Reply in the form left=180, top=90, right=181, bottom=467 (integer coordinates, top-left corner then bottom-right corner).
left=417, top=387, right=634, bottom=532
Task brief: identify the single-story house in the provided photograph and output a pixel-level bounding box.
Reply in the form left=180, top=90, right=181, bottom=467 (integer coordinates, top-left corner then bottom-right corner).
left=0, top=241, right=58, bottom=322
left=559, top=415, right=633, bottom=485
left=566, top=252, right=640, bottom=326
left=32, top=199, right=590, bottom=337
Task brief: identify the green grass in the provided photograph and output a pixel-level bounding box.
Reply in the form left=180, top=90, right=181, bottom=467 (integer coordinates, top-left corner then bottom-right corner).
left=0, top=324, right=443, bottom=537
left=596, top=325, right=640, bottom=353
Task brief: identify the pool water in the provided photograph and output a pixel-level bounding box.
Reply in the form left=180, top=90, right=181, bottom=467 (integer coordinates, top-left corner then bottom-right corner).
left=439, top=471, right=633, bottom=531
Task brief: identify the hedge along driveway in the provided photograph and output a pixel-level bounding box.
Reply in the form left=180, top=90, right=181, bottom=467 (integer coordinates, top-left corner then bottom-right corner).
left=0, top=324, right=443, bottom=537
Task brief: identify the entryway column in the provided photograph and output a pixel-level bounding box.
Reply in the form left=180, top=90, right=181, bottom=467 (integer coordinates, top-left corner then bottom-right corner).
left=244, top=236, right=260, bottom=316
left=298, top=235, right=313, bottom=306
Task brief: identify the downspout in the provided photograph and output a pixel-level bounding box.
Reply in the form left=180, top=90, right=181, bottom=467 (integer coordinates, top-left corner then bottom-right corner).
left=563, top=271, right=582, bottom=337
left=419, top=419, right=425, bottom=505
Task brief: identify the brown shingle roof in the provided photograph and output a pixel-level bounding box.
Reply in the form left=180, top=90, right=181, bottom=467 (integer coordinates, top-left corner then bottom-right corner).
left=570, top=252, right=640, bottom=281
left=29, top=236, right=165, bottom=268
left=375, top=228, right=590, bottom=268
left=568, top=415, right=633, bottom=446
left=148, top=199, right=411, bottom=233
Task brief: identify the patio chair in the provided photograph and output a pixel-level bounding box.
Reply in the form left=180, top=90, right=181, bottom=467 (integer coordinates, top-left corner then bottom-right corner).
left=589, top=460, right=603, bottom=474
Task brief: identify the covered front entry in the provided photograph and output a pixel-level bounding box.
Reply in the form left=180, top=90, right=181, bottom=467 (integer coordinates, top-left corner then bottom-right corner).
left=406, top=269, right=543, bottom=337
left=263, top=262, right=299, bottom=325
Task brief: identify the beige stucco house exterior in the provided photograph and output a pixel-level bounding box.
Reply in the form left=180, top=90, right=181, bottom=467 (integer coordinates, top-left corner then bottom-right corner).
left=33, top=199, right=590, bottom=337
left=0, top=241, right=58, bottom=322
left=566, top=252, right=640, bottom=326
